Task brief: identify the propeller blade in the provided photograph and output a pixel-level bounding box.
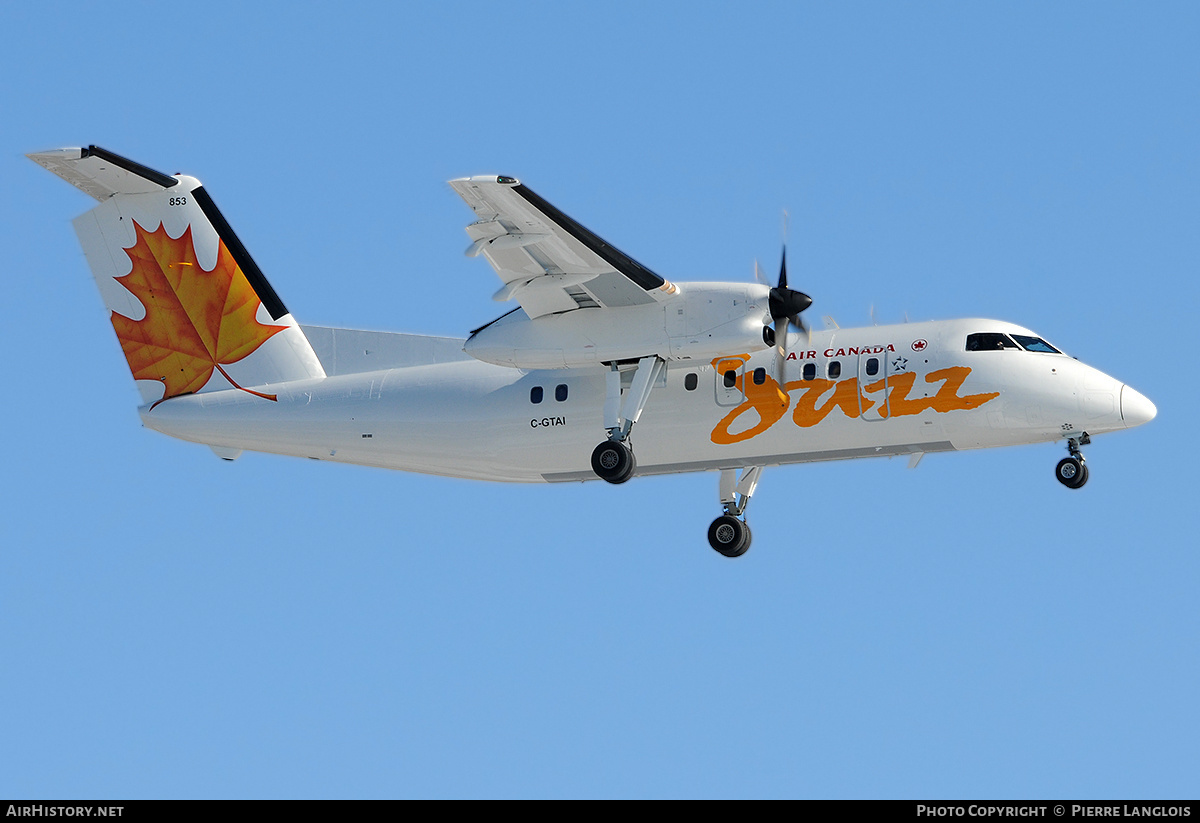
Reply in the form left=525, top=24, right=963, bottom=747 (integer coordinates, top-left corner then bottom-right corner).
left=791, top=313, right=809, bottom=344
left=774, top=316, right=788, bottom=391
left=754, top=259, right=770, bottom=287
left=779, top=209, right=790, bottom=288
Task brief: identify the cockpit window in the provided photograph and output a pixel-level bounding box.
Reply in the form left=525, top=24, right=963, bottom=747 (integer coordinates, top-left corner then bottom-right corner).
left=966, top=332, right=1020, bottom=351
left=1011, top=334, right=1061, bottom=354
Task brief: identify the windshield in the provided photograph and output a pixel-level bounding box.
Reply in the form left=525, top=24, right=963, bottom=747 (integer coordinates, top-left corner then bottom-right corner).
left=966, top=332, right=1020, bottom=351
left=1011, top=334, right=1062, bottom=354
left=966, top=331, right=1063, bottom=354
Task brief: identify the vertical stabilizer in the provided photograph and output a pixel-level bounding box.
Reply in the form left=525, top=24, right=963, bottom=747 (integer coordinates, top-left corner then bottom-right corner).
left=30, top=146, right=325, bottom=405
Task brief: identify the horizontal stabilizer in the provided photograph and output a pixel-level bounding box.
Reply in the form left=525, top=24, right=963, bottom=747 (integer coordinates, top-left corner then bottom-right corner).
left=27, top=146, right=179, bottom=201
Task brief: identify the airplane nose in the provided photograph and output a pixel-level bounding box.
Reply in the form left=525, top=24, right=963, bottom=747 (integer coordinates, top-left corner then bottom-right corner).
left=1120, top=384, right=1157, bottom=428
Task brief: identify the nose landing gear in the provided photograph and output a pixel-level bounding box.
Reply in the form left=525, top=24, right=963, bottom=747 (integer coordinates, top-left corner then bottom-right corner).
left=1055, top=434, right=1090, bottom=489
left=708, top=515, right=751, bottom=557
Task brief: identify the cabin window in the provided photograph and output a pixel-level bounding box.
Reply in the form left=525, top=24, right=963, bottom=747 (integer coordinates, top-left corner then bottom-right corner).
left=684, top=373, right=698, bottom=391
left=752, top=367, right=766, bottom=385
left=803, top=363, right=816, bottom=381
left=723, top=369, right=737, bottom=389
left=530, top=386, right=543, bottom=404
left=555, top=384, right=568, bottom=402
left=1011, top=334, right=1061, bottom=354
left=966, top=332, right=1019, bottom=351
left=828, top=361, right=842, bottom=379
left=866, top=357, right=879, bottom=376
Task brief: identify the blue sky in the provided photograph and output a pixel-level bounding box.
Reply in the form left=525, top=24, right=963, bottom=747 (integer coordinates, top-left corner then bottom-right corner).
left=2, top=1, right=1197, bottom=799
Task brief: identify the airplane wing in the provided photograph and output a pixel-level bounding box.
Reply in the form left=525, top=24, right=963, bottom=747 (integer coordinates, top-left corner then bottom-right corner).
left=449, top=176, right=673, bottom=319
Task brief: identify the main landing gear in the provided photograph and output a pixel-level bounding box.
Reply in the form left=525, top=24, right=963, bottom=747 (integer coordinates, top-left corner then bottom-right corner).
left=1055, top=434, right=1090, bottom=489
left=591, top=356, right=665, bottom=485
left=708, top=467, right=762, bottom=558
left=587, top=358, right=758, bottom=558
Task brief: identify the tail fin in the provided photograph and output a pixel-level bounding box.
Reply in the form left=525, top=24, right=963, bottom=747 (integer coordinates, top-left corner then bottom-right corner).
left=29, top=146, right=325, bottom=406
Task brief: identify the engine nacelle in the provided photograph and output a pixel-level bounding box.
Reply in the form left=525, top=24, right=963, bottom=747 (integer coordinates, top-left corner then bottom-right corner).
left=464, top=283, right=773, bottom=369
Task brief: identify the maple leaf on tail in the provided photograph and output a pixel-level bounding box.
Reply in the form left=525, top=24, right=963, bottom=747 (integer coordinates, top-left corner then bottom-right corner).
left=111, top=221, right=288, bottom=406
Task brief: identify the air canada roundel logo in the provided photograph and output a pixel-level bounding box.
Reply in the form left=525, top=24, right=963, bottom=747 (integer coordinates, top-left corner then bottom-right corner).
left=911, top=339, right=929, bottom=352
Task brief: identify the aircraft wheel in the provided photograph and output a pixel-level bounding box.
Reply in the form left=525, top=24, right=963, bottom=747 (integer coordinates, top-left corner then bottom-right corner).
left=1056, top=456, right=1087, bottom=489
left=591, top=440, right=635, bottom=484
left=708, top=515, right=751, bottom=558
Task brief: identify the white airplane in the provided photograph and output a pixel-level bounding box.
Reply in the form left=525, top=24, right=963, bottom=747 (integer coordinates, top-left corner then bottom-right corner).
left=30, top=146, right=1156, bottom=557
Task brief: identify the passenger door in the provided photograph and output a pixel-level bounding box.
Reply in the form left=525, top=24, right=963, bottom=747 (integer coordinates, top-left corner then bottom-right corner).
left=714, top=357, right=746, bottom=407
left=859, top=353, right=889, bottom=421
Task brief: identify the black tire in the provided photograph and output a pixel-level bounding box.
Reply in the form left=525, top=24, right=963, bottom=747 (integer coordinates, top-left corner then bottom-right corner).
left=613, top=451, right=636, bottom=484
left=1056, top=456, right=1087, bottom=489
left=591, top=440, right=635, bottom=484
left=708, top=515, right=751, bottom=557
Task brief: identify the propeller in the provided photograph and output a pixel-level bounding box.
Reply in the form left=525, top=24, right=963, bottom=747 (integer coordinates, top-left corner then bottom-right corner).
left=764, top=242, right=813, bottom=388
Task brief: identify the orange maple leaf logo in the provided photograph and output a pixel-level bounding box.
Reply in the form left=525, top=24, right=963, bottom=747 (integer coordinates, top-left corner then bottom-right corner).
left=111, top=221, right=287, bottom=405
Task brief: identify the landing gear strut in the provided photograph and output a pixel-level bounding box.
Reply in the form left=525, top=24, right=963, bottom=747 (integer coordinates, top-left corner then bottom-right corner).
left=1056, top=434, right=1090, bottom=489
left=591, top=356, right=665, bottom=485
left=708, top=467, right=761, bottom=557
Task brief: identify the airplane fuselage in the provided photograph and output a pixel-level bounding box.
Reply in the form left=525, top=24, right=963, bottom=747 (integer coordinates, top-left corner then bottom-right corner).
left=142, top=316, right=1149, bottom=483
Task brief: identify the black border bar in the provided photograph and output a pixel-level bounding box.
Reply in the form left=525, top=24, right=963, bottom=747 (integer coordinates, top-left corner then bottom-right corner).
left=0, top=798, right=1195, bottom=808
